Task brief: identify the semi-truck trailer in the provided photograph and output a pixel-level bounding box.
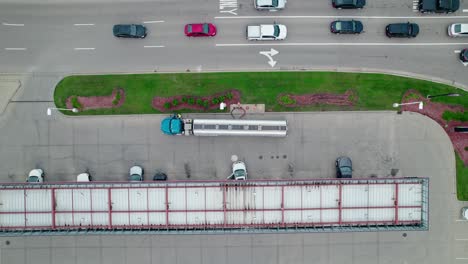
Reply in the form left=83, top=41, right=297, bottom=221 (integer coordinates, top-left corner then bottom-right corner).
left=161, top=114, right=288, bottom=137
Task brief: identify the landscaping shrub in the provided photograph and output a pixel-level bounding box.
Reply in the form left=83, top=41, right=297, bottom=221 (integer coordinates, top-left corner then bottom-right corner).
left=164, top=102, right=171, bottom=109
left=172, top=99, right=179, bottom=107
left=203, top=100, right=210, bottom=108
left=182, top=97, right=188, bottom=103
left=279, top=95, right=296, bottom=105
left=442, top=110, right=468, bottom=122
left=71, top=96, right=83, bottom=110
left=188, top=97, right=195, bottom=105
left=197, top=99, right=203, bottom=106
left=226, top=92, right=233, bottom=100
left=212, top=98, right=220, bottom=104
left=112, top=90, right=121, bottom=106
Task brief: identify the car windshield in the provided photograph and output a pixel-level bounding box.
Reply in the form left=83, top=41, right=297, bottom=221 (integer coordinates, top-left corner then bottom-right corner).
left=187, top=25, right=193, bottom=33
left=27, top=176, right=38, bottom=182
left=273, top=25, right=280, bottom=37
left=130, top=174, right=141, bottom=181
left=340, top=166, right=352, bottom=174
left=335, top=22, right=342, bottom=30
left=234, top=169, right=245, bottom=178
left=455, top=24, right=462, bottom=33
left=203, top=24, right=209, bottom=33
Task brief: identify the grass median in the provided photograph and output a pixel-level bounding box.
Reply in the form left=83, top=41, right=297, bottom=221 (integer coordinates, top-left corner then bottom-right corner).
left=54, top=71, right=468, bottom=200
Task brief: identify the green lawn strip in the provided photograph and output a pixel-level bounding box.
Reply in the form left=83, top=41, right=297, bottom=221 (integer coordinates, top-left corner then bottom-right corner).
left=443, top=110, right=468, bottom=122
left=456, top=152, right=468, bottom=201
left=54, top=72, right=468, bottom=115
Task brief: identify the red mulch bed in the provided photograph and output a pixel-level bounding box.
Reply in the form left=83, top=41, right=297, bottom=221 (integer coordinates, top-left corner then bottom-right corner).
left=401, top=90, right=467, bottom=165
left=66, top=88, right=125, bottom=110
left=152, top=89, right=241, bottom=112
left=278, top=90, right=356, bottom=107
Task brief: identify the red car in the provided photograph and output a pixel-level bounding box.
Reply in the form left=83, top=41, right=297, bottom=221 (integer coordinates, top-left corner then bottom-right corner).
left=184, top=23, right=217, bottom=37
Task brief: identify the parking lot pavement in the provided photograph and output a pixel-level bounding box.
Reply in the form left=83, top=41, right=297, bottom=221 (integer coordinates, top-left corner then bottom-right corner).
left=0, top=94, right=463, bottom=263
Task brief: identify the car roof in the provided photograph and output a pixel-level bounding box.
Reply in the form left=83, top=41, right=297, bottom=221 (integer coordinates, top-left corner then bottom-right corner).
left=257, top=0, right=274, bottom=5
left=458, top=23, right=468, bottom=32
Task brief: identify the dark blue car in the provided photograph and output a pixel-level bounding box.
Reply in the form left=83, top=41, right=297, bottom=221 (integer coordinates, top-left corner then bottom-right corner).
left=336, top=156, right=352, bottom=178
left=330, top=20, right=364, bottom=34
left=332, top=0, right=365, bottom=9
left=113, top=24, right=147, bottom=38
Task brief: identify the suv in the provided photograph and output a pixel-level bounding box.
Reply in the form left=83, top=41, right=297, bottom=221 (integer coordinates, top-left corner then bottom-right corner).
left=330, top=20, right=364, bottom=34
left=129, top=165, right=144, bottom=182
left=228, top=161, right=247, bottom=180
left=113, top=24, right=147, bottom=38
left=385, top=23, right=419, bottom=38
left=27, top=169, right=44, bottom=183
left=336, top=157, right=352, bottom=178
left=254, top=0, right=287, bottom=10
left=332, top=0, right=365, bottom=9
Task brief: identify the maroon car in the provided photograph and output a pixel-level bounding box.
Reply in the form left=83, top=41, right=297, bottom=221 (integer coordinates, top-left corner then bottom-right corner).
left=184, top=23, right=217, bottom=37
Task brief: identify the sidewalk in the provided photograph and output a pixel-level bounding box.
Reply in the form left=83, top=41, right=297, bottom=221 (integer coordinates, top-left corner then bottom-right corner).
left=0, top=75, right=22, bottom=116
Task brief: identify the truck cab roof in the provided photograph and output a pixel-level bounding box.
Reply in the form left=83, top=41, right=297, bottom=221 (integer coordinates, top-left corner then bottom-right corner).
left=161, top=116, right=182, bottom=135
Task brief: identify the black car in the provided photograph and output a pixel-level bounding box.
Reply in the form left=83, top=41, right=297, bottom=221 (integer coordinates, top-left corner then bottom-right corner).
left=332, top=0, right=365, bottom=9
left=336, top=156, right=352, bottom=178
left=385, top=23, right=419, bottom=38
left=460, top=49, right=468, bottom=62
left=330, top=20, right=364, bottom=34
left=153, top=171, right=168, bottom=181
left=113, top=24, right=147, bottom=38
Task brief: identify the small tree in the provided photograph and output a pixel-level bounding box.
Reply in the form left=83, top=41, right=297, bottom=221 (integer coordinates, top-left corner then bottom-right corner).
left=164, top=102, right=171, bottom=109
left=172, top=99, right=179, bottom=106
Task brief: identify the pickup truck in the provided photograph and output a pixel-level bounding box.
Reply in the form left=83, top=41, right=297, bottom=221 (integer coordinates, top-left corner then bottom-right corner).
left=417, top=0, right=459, bottom=13
left=247, top=24, right=287, bottom=40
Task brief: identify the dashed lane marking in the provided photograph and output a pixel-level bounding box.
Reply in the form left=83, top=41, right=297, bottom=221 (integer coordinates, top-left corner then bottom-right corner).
left=4, top=48, right=26, bottom=50
left=2, top=23, right=24, bottom=26
left=74, top=48, right=95, bottom=50
left=74, top=24, right=95, bottom=26
left=144, top=45, right=165, bottom=48
left=143, top=21, right=165, bottom=24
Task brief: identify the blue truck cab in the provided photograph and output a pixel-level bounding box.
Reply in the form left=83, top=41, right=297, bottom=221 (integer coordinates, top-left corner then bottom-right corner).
left=161, top=115, right=184, bottom=135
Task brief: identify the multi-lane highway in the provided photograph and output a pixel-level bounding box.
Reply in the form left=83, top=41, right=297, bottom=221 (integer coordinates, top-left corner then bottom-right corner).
left=1, top=0, right=468, bottom=87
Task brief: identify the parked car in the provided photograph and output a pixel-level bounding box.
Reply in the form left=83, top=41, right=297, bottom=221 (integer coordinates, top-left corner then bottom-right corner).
left=129, top=165, right=144, bottom=182
left=27, top=169, right=44, bottom=183
left=331, top=0, right=365, bottom=9
left=184, top=23, right=217, bottom=37
left=460, top=49, right=468, bottom=63
left=330, top=20, right=363, bottom=34
left=462, top=207, right=468, bottom=220
left=335, top=157, right=352, bottom=178
left=254, top=0, right=287, bottom=11
left=228, top=161, right=247, bottom=180
left=385, top=22, right=419, bottom=38
left=448, top=23, right=468, bottom=37
left=153, top=171, right=168, bottom=181
left=113, top=24, right=147, bottom=38
left=77, top=173, right=91, bottom=182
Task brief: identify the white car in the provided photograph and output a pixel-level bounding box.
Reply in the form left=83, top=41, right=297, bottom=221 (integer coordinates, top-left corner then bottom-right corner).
left=247, top=24, right=287, bottom=40
left=448, top=23, right=468, bottom=37
left=254, top=0, right=287, bottom=11
left=77, top=173, right=91, bottom=182
left=462, top=207, right=468, bottom=220
left=27, top=169, right=44, bottom=183
left=129, top=165, right=144, bottom=182
left=230, top=161, right=247, bottom=180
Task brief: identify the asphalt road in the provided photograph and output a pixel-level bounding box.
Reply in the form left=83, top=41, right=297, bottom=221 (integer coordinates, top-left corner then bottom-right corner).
left=1, top=0, right=468, bottom=86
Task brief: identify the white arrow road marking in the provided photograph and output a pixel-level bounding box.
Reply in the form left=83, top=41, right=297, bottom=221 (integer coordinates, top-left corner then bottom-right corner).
left=144, top=45, right=165, bottom=48
left=454, top=50, right=461, bottom=53
left=143, top=20, right=165, bottom=24
left=220, top=8, right=238, bottom=15
left=74, top=48, right=95, bottom=50
left=2, top=23, right=24, bottom=26
left=74, top=24, right=95, bottom=26
left=259, top=48, right=279, bottom=67
left=5, top=48, right=26, bottom=50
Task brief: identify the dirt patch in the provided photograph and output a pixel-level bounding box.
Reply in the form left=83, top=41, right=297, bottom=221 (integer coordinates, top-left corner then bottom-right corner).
left=152, top=89, right=241, bottom=112
left=278, top=90, right=357, bottom=107
left=401, top=90, right=467, bottom=165
left=66, top=88, right=125, bottom=110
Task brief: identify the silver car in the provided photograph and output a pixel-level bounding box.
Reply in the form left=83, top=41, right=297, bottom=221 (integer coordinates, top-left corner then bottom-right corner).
left=254, top=0, right=287, bottom=10
left=448, top=23, right=468, bottom=37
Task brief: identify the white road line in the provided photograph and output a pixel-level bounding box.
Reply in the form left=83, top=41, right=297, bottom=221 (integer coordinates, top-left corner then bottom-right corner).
left=2, top=23, right=24, bottom=26
left=454, top=50, right=462, bottom=53
left=456, top=258, right=468, bottom=260
left=455, top=238, right=468, bottom=241
left=74, top=48, right=95, bottom=50
left=4, top=48, right=26, bottom=50
left=144, top=45, right=165, bottom=48
left=143, top=20, right=165, bottom=24
left=456, top=219, right=468, bottom=221
left=215, top=15, right=468, bottom=19
left=463, top=9, right=468, bottom=12
left=74, top=23, right=95, bottom=26
left=217, top=43, right=468, bottom=47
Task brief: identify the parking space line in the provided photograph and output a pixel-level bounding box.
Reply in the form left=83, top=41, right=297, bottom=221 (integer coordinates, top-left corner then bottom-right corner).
left=74, top=24, right=95, bottom=26
left=455, top=238, right=468, bottom=241
left=4, top=48, right=26, bottom=50
left=215, top=15, right=468, bottom=19
left=456, top=258, right=468, bottom=260
left=143, top=20, right=165, bottom=24
left=455, top=50, right=461, bottom=53
left=2, top=23, right=24, bottom=26
left=217, top=43, right=468, bottom=47
left=74, top=48, right=95, bottom=50
left=144, top=45, right=165, bottom=48
left=463, top=9, right=468, bottom=12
